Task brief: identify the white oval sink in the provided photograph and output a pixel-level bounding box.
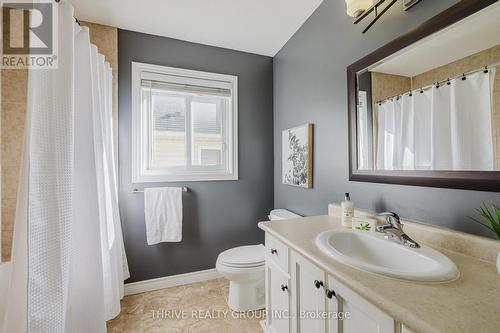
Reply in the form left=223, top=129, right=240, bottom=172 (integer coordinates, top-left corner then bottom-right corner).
left=316, top=230, right=459, bottom=283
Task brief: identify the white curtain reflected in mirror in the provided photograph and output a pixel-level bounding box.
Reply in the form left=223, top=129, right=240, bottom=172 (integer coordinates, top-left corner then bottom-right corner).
left=357, top=91, right=370, bottom=169
left=369, top=69, right=496, bottom=171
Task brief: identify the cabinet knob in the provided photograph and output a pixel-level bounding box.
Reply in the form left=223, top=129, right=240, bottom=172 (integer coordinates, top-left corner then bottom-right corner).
left=325, top=289, right=336, bottom=299
left=270, top=248, right=278, bottom=255
left=281, top=284, right=288, bottom=292
left=314, top=280, right=324, bottom=289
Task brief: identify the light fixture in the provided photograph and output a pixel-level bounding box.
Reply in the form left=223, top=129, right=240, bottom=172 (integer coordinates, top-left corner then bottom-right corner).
left=345, top=0, right=373, bottom=18
left=350, top=0, right=424, bottom=33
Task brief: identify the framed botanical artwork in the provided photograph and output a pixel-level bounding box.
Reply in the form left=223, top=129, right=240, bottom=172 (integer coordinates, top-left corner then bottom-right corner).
left=282, top=123, right=313, bottom=188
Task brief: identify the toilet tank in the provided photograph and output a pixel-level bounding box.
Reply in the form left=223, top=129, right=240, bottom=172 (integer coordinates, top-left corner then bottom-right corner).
left=269, top=209, right=301, bottom=220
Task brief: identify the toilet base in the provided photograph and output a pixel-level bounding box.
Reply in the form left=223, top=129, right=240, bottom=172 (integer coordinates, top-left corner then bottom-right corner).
left=227, top=278, right=265, bottom=312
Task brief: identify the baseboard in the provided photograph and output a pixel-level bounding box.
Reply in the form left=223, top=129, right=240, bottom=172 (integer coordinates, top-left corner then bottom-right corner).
left=124, top=268, right=221, bottom=296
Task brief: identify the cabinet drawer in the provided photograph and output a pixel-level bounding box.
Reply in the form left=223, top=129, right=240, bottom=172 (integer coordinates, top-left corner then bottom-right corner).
left=265, top=234, right=289, bottom=273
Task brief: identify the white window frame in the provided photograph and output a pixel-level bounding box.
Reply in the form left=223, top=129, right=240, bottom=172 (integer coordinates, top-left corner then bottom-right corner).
left=131, top=62, right=238, bottom=182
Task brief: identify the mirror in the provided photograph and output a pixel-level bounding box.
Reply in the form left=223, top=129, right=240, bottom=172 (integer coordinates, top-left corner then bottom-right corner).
left=348, top=0, right=500, bottom=191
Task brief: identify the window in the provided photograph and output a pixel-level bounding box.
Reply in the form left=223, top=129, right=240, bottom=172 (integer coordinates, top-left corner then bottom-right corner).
left=132, top=62, right=238, bottom=182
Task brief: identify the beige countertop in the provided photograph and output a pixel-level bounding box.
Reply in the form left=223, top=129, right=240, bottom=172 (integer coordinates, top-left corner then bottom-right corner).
left=258, top=215, right=500, bottom=333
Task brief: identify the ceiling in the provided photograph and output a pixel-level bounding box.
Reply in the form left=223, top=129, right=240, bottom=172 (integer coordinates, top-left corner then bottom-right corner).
left=69, top=0, right=324, bottom=57
left=371, top=1, right=500, bottom=77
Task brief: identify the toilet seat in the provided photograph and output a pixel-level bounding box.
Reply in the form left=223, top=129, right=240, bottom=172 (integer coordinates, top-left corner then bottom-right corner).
left=217, top=261, right=264, bottom=269
left=217, top=244, right=264, bottom=268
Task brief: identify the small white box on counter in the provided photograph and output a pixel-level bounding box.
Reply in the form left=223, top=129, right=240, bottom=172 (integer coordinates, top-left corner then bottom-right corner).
left=328, top=203, right=341, bottom=217
left=352, top=217, right=377, bottom=232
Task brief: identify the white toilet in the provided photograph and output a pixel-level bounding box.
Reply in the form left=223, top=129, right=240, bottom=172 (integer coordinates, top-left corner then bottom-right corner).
left=216, top=209, right=301, bottom=312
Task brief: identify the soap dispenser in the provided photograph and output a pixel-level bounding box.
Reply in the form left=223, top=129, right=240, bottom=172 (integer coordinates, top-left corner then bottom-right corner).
left=341, top=193, right=354, bottom=227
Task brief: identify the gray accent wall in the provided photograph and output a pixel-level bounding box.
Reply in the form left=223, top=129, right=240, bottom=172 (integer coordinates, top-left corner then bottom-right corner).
left=274, top=0, right=500, bottom=238
left=118, top=30, right=274, bottom=282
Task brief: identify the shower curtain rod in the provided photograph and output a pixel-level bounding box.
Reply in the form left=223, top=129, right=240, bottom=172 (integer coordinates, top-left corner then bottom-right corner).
left=375, top=61, right=500, bottom=105
left=53, top=0, right=80, bottom=25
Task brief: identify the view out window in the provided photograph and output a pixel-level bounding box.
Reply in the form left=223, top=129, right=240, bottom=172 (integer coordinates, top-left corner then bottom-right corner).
left=132, top=63, right=238, bottom=182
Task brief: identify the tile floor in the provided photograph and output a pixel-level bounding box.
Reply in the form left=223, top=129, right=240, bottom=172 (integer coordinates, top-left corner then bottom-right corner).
left=107, top=278, right=265, bottom=333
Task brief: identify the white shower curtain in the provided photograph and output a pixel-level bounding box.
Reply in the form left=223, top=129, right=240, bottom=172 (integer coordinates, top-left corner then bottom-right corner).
left=413, top=88, right=432, bottom=169
left=376, top=97, right=400, bottom=170
left=376, top=68, right=496, bottom=171
left=1, top=1, right=129, bottom=332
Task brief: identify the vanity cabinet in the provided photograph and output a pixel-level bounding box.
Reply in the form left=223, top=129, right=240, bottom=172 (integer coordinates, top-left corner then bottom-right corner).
left=264, top=234, right=398, bottom=333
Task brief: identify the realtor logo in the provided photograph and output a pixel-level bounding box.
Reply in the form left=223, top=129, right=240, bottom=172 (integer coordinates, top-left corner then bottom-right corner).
left=1, top=1, right=58, bottom=68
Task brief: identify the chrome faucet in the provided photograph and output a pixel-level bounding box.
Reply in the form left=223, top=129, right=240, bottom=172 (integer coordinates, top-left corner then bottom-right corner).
left=376, top=212, right=420, bottom=248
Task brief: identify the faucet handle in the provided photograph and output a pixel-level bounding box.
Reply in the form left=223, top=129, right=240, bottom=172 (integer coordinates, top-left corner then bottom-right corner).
left=377, top=212, right=400, bottom=220
left=376, top=212, right=420, bottom=248
left=377, top=212, right=402, bottom=229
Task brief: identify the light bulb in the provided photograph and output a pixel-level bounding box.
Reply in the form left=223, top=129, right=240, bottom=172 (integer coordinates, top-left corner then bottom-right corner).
left=346, top=0, right=373, bottom=18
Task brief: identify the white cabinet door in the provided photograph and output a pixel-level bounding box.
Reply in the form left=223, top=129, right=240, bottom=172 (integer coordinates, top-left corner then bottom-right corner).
left=328, top=275, right=395, bottom=333
left=291, top=252, right=328, bottom=333
left=266, top=259, right=290, bottom=333
left=325, top=279, right=340, bottom=333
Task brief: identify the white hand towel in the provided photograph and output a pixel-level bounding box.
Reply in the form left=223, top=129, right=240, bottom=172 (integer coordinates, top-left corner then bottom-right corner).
left=144, top=187, right=183, bottom=244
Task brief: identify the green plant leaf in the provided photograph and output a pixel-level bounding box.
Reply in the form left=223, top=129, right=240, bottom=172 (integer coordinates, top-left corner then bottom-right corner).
left=469, top=217, right=495, bottom=232
left=469, top=202, right=500, bottom=239
left=493, top=204, right=500, bottom=222
left=472, top=202, right=500, bottom=239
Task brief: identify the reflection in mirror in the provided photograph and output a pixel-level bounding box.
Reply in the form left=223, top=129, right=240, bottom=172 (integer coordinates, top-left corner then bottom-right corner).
left=356, top=3, right=500, bottom=171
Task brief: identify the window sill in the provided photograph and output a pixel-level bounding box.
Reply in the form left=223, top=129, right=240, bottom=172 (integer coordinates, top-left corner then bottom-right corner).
left=132, top=173, right=238, bottom=183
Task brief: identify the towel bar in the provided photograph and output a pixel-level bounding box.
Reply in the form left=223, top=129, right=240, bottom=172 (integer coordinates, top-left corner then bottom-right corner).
left=132, top=187, right=188, bottom=193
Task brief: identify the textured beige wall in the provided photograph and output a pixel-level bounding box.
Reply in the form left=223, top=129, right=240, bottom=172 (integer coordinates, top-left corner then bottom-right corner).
left=1, top=69, right=27, bottom=261
left=371, top=72, right=412, bottom=105
left=0, top=22, right=118, bottom=262
left=412, top=45, right=500, bottom=88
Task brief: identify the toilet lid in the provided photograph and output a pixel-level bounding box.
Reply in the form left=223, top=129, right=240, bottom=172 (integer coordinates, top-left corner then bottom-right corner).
left=218, top=244, right=265, bottom=267
left=269, top=209, right=301, bottom=220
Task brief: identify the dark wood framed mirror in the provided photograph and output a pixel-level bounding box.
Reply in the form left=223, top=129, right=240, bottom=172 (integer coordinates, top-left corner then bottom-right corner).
left=348, top=0, right=500, bottom=192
